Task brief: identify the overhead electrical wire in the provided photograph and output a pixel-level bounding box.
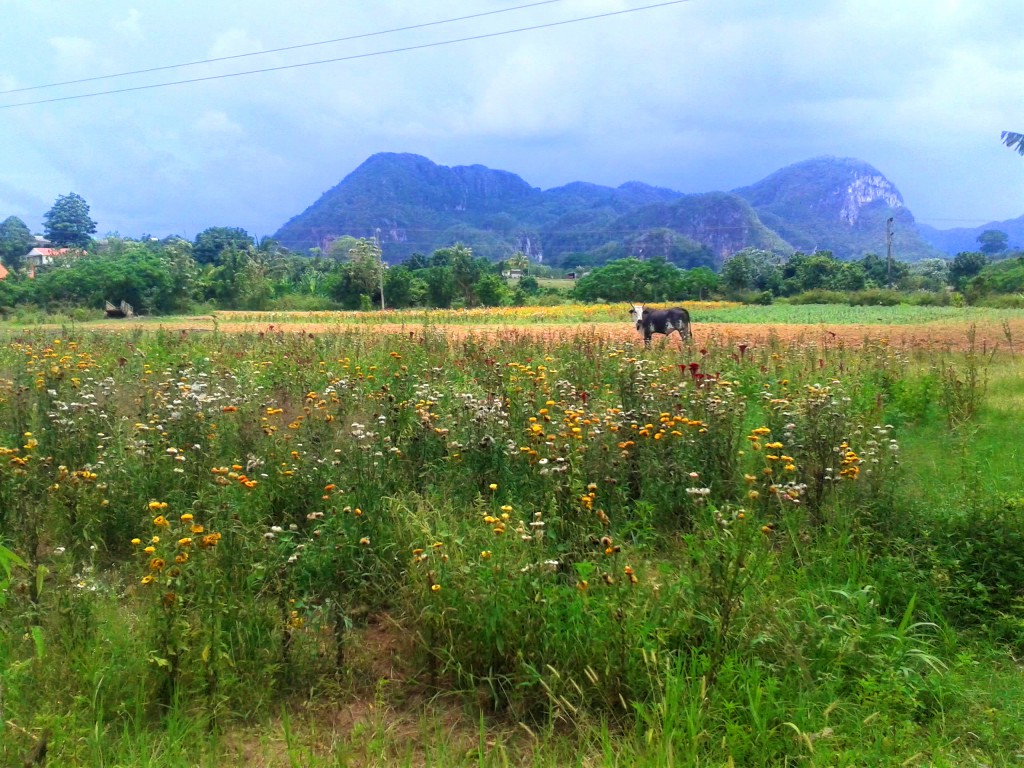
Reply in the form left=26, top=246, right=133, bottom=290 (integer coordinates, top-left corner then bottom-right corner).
left=0, top=0, right=691, bottom=109
left=0, top=0, right=571, bottom=96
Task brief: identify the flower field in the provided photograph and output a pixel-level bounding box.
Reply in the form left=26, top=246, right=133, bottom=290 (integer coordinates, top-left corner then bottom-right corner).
left=2, top=308, right=1024, bottom=766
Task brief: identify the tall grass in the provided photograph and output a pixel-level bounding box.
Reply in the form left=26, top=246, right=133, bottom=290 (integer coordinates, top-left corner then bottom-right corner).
left=1, top=322, right=1023, bottom=764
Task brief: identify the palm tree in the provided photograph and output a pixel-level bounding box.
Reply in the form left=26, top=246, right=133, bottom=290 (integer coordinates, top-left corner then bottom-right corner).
left=1002, top=131, right=1024, bottom=156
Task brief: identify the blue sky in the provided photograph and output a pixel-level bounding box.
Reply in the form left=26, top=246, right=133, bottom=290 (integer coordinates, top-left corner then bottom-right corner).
left=1, top=0, right=1021, bottom=240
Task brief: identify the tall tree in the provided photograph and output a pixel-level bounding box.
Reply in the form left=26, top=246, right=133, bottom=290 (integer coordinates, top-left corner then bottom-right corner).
left=950, top=251, right=989, bottom=290
left=193, top=227, right=255, bottom=265
left=0, top=216, right=34, bottom=269
left=977, top=229, right=1009, bottom=255
left=42, top=193, right=97, bottom=247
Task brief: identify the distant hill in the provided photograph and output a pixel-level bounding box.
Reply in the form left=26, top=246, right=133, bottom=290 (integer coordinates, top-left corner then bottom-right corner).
left=733, top=156, right=938, bottom=261
left=918, top=214, right=1024, bottom=254
left=273, top=153, right=961, bottom=265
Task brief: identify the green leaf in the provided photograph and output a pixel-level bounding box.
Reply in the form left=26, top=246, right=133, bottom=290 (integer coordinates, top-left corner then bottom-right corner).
left=573, top=561, right=596, bottom=580
left=30, top=625, right=45, bottom=660
left=0, top=543, right=26, bottom=579
left=35, top=564, right=49, bottom=600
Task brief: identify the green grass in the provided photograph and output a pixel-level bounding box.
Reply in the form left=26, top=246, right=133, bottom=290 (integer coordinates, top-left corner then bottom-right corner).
left=534, top=277, right=577, bottom=293
left=697, top=303, right=1024, bottom=325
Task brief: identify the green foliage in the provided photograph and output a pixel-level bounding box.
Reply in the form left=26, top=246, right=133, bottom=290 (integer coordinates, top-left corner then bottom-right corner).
left=950, top=251, right=989, bottom=290
left=29, top=243, right=194, bottom=313
left=977, top=229, right=1009, bottom=255
left=0, top=215, right=34, bottom=269
left=193, top=226, right=255, bottom=265
left=474, top=273, right=507, bottom=307
left=906, top=258, right=951, bottom=291
left=967, top=256, right=1024, bottom=298
left=42, top=192, right=97, bottom=248
left=572, top=258, right=687, bottom=302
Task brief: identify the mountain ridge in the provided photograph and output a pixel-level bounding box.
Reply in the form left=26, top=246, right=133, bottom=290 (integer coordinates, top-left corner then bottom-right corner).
left=273, top=153, right=978, bottom=265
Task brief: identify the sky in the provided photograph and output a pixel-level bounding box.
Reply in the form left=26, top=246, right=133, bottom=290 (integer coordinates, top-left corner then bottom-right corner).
left=1, top=0, right=1022, bottom=240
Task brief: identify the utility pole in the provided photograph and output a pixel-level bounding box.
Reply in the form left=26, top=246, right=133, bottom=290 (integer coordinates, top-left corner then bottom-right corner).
left=375, top=228, right=385, bottom=311
left=885, top=217, right=894, bottom=286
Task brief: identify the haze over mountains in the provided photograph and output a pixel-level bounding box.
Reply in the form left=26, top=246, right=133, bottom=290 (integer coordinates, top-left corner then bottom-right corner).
left=273, top=154, right=1020, bottom=267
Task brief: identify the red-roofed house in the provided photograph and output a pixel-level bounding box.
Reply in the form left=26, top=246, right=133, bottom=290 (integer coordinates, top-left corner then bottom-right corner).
left=26, top=247, right=83, bottom=277
left=0, top=262, right=9, bottom=280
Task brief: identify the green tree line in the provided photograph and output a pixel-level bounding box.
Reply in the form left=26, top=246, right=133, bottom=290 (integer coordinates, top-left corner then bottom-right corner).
left=2, top=191, right=1021, bottom=315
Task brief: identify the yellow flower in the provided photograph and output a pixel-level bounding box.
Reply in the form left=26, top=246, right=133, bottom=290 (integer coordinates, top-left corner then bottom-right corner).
left=153, top=515, right=170, bottom=528
left=359, top=537, right=370, bottom=545
left=141, top=574, right=154, bottom=585
left=488, top=483, right=498, bottom=491
left=149, top=557, right=165, bottom=571
left=144, top=546, right=156, bottom=554
left=431, top=584, right=441, bottom=592
left=180, top=513, right=194, bottom=522
left=178, top=537, right=192, bottom=547
left=131, top=538, right=141, bottom=546
left=175, top=553, right=189, bottom=564
left=151, top=536, right=160, bottom=544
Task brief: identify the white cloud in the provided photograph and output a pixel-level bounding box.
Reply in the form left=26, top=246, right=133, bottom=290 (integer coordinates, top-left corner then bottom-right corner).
left=113, top=8, right=143, bottom=40
left=208, top=28, right=263, bottom=59
left=48, top=36, right=99, bottom=66
left=194, top=110, right=244, bottom=138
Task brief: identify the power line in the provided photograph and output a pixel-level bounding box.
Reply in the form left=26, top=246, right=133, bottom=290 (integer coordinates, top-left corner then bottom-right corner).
left=0, top=0, right=692, bottom=110
left=0, top=0, right=571, bottom=96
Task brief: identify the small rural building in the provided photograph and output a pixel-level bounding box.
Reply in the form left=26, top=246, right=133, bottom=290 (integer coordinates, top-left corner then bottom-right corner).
left=501, top=268, right=525, bottom=279
left=26, top=247, right=77, bottom=268
left=0, top=262, right=8, bottom=280
left=25, top=247, right=83, bottom=277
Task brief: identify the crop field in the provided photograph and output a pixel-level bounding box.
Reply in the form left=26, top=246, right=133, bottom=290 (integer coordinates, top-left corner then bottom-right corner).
left=2, top=304, right=1024, bottom=766
left=18, top=301, right=1024, bottom=352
